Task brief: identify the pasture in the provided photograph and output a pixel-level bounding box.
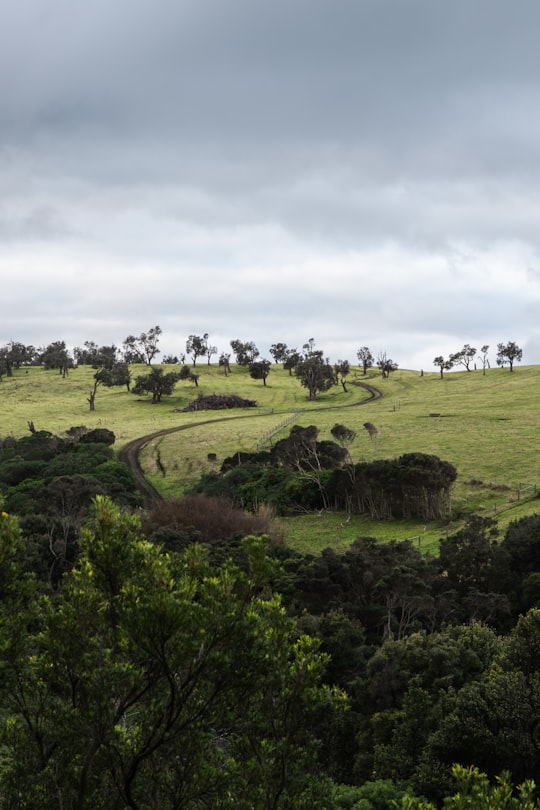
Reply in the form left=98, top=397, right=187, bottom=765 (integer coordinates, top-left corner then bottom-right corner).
left=1, top=361, right=538, bottom=552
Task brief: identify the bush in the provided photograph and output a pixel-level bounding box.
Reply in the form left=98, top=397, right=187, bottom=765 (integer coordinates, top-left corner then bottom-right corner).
left=141, top=494, right=283, bottom=546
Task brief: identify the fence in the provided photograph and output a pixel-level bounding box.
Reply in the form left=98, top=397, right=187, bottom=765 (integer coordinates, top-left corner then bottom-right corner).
left=256, top=410, right=305, bottom=450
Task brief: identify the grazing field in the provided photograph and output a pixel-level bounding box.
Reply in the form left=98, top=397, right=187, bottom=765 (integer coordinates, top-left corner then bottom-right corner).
left=1, top=362, right=538, bottom=551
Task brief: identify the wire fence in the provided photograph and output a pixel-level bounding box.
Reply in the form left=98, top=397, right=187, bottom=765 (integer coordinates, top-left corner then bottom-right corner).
left=256, top=410, right=305, bottom=450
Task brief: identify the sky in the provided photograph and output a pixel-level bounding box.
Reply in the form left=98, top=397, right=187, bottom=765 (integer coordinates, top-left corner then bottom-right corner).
left=2, top=0, right=540, bottom=371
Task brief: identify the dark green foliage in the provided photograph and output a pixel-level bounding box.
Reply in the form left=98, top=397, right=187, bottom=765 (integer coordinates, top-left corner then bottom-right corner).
left=132, top=366, right=181, bottom=402
left=334, top=360, right=351, bottom=392
left=185, top=333, right=208, bottom=365
left=269, top=342, right=289, bottom=363
left=331, top=423, right=357, bottom=447
left=196, top=426, right=456, bottom=520
left=295, top=351, right=335, bottom=400
left=501, top=514, right=540, bottom=613
left=0, top=430, right=141, bottom=583
left=249, top=358, right=271, bottom=385
left=74, top=342, right=118, bottom=368
left=356, top=346, right=374, bottom=375
left=178, top=364, right=199, bottom=386
left=230, top=338, right=260, bottom=365
left=78, top=427, right=116, bottom=445
left=496, top=340, right=523, bottom=371
left=39, top=340, right=73, bottom=376
left=0, top=498, right=345, bottom=808
left=327, top=453, right=457, bottom=520
left=94, top=362, right=131, bottom=390
left=182, top=392, right=257, bottom=410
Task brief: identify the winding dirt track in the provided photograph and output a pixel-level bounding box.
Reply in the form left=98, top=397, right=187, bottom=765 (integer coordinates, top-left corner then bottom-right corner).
left=118, top=381, right=383, bottom=506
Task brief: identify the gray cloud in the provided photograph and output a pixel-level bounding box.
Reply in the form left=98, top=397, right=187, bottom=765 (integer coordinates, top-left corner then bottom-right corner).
left=1, top=0, right=540, bottom=370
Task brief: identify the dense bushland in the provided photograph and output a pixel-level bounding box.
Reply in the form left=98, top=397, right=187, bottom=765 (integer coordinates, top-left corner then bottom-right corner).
left=0, top=428, right=141, bottom=584
left=1, top=415, right=540, bottom=806
left=194, top=425, right=457, bottom=519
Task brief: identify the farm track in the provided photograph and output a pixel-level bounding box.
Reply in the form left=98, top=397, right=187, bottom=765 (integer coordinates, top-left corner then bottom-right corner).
left=118, top=381, right=383, bottom=506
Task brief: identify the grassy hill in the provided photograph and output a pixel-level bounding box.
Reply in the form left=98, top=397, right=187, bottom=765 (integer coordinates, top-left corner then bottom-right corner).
left=1, top=362, right=538, bottom=552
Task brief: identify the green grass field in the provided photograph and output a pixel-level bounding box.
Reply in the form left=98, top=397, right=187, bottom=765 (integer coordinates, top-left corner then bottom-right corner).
left=1, top=362, right=538, bottom=552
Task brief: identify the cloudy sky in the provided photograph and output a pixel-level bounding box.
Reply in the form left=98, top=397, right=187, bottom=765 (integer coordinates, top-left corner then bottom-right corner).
left=2, top=0, right=540, bottom=370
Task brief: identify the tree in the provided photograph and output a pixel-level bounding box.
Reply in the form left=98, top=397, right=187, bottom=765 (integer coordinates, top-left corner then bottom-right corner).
left=39, top=341, right=73, bottom=377
left=185, top=333, right=208, bottom=366
left=330, top=423, right=356, bottom=472
left=330, top=423, right=357, bottom=449
left=357, top=346, right=374, bottom=375
left=122, top=325, right=162, bottom=365
left=205, top=342, right=218, bottom=365
left=87, top=378, right=100, bottom=411
left=496, top=341, right=523, bottom=372
left=270, top=342, right=289, bottom=364
left=73, top=342, right=118, bottom=369
left=95, top=363, right=131, bottom=392
left=480, top=344, right=490, bottom=375
left=295, top=351, right=335, bottom=400
left=230, top=339, right=260, bottom=366
left=0, top=341, right=36, bottom=377
left=433, top=355, right=454, bottom=379
left=451, top=344, right=477, bottom=371
left=333, top=360, right=351, bottom=392
left=249, top=359, right=271, bottom=386
left=132, top=367, right=181, bottom=403
left=377, top=351, right=399, bottom=378
left=283, top=349, right=302, bottom=376
left=219, top=352, right=231, bottom=375
left=179, top=364, right=199, bottom=387
left=1, top=497, right=346, bottom=808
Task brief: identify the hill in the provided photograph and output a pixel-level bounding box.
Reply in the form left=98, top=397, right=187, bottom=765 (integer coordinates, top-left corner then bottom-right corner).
left=0, top=362, right=538, bottom=551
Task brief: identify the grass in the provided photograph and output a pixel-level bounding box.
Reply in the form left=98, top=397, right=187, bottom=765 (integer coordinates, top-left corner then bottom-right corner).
left=1, top=362, right=539, bottom=553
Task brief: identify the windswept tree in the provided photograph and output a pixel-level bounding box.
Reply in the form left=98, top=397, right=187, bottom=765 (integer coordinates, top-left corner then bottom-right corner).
left=273, top=425, right=347, bottom=508
left=186, top=334, right=208, bottom=366
left=496, top=341, right=523, bottom=372
left=433, top=355, right=454, bottom=379
left=331, top=423, right=357, bottom=471
left=295, top=351, right=335, bottom=400
left=356, top=346, right=374, bottom=375
left=219, top=352, right=231, bottom=375
left=87, top=378, right=101, bottom=411
left=249, top=359, right=271, bottom=386
left=331, top=423, right=357, bottom=449
left=269, top=342, right=289, bottom=364
left=451, top=344, right=477, bottom=371
left=230, top=339, right=259, bottom=366
left=205, top=342, right=218, bottom=365
left=376, top=351, right=398, bottom=379
left=179, top=365, right=199, bottom=387
left=122, top=326, right=162, bottom=365
left=95, top=363, right=132, bottom=392
left=479, top=344, right=490, bottom=375
left=132, top=366, right=181, bottom=403
left=334, top=360, right=351, bottom=392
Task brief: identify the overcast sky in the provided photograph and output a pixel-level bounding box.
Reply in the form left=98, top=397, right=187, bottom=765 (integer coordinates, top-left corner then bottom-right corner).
left=2, top=0, right=540, bottom=370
